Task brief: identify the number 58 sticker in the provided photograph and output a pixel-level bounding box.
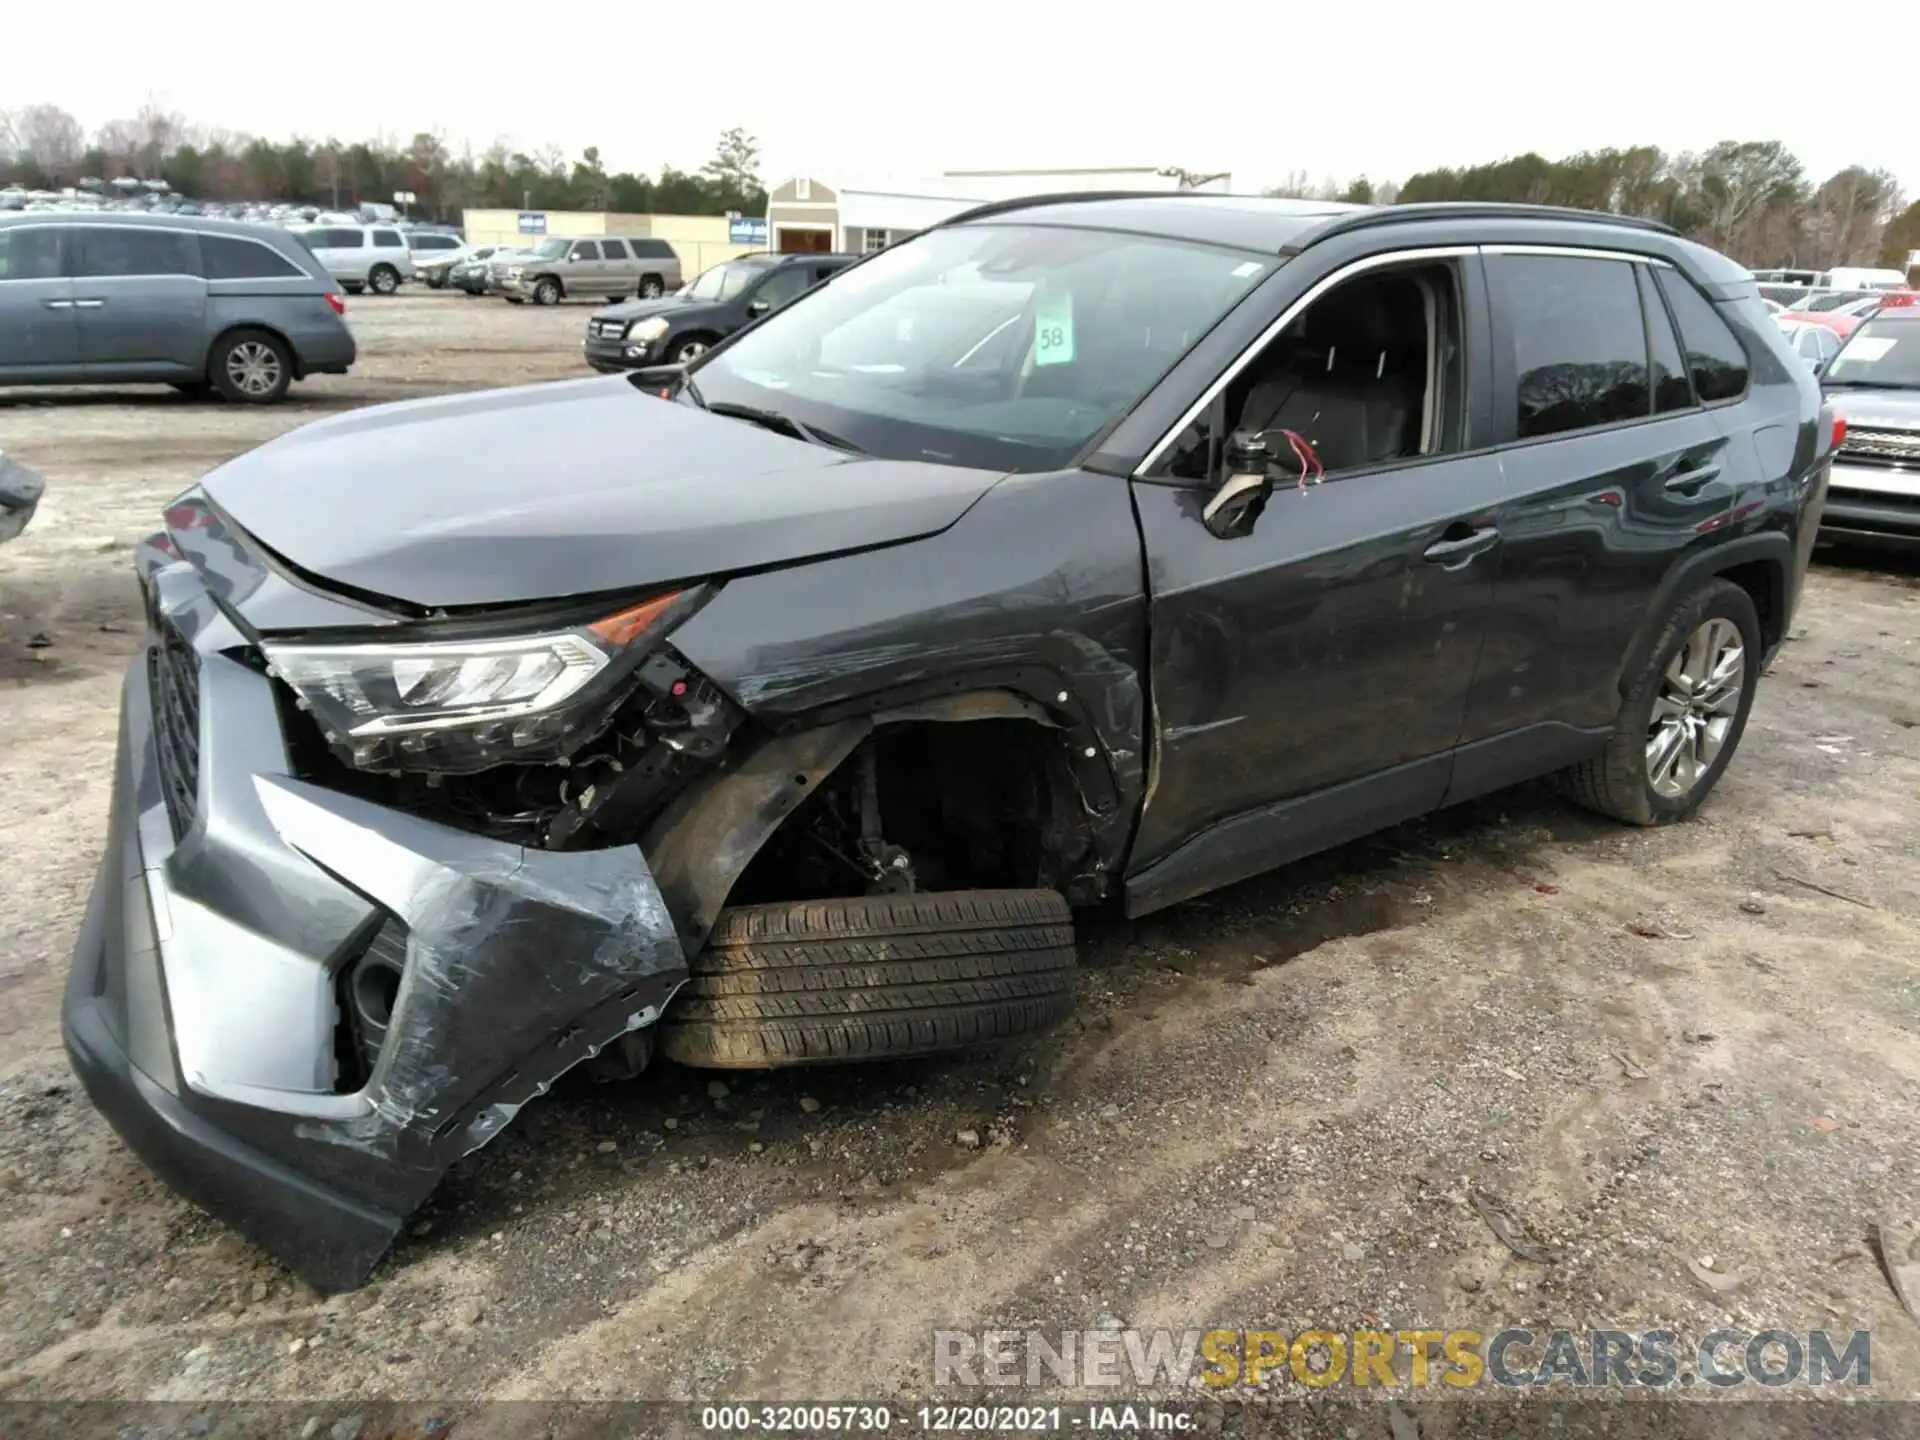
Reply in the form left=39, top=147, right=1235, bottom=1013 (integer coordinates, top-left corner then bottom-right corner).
left=1033, top=292, right=1075, bottom=367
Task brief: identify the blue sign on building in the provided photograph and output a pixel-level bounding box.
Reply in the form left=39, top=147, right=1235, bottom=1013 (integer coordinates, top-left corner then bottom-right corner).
left=729, top=216, right=769, bottom=246
left=517, top=212, right=547, bottom=235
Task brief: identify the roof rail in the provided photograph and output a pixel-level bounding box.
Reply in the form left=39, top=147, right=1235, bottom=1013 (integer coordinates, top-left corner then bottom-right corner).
left=1306, top=202, right=1680, bottom=242
left=937, top=189, right=1214, bottom=228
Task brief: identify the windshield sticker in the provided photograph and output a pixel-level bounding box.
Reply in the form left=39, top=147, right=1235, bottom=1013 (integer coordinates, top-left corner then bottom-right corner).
left=1838, top=337, right=1897, bottom=364
left=1231, top=261, right=1265, bottom=279
left=1034, top=291, right=1075, bottom=367
left=737, top=369, right=790, bottom=389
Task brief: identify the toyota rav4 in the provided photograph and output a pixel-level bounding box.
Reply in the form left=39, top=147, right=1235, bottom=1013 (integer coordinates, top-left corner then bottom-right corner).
left=65, top=195, right=1835, bottom=1290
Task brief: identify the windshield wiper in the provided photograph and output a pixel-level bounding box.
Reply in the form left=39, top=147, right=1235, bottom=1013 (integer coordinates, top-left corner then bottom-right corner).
left=705, top=401, right=864, bottom=454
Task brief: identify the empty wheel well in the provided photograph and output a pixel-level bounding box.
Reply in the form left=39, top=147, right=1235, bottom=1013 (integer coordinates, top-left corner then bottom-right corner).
left=727, top=719, right=1095, bottom=908
left=1716, top=558, right=1783, bottom=650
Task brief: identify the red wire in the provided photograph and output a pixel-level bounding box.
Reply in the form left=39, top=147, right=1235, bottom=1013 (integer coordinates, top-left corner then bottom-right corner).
left=1275, top=428, right=1323, bottom=489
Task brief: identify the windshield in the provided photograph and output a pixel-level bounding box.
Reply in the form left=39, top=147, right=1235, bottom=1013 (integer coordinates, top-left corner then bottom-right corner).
left=690, top=223, right=1272, bottom=470
left=686, top=261, right=763, bottom=302
left=1826, top=320, right=1920, bottom=388
left=528, top=238, right=569, bottom=259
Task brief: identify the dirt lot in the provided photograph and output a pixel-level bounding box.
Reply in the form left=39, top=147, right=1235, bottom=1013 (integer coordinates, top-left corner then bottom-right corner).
left=2, top=292, right=1918, bottom=1428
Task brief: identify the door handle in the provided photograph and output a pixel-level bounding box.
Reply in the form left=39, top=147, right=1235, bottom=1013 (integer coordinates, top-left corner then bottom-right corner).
left=1423, top=525, right=1499, bottom=566
left=72, top=299, right=105, bottom=309
left=42, top=298, right=73, bottom=310
left=1663, top=463, right=1721, bottom=494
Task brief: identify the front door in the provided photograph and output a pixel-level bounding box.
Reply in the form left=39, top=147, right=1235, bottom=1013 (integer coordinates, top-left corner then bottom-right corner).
left=0, top=226, right=79, bottom=376
left=568, top=240, right=605, bottom=295
left=72, top=225, right=206, bottom=372
left=1125, top=251, right=1505, bottom=914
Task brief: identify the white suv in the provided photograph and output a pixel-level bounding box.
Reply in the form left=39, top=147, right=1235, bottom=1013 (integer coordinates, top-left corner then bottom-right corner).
left=289, top=224, right=417, bottom=296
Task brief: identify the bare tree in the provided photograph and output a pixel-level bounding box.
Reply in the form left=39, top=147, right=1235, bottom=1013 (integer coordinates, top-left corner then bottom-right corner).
left=13, top=103, right=84, bottom=182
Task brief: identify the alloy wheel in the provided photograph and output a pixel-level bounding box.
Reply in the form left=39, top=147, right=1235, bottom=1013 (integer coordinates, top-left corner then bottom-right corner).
left=225, top=341, right=283, bottom=398
left=676, top=340, right=708, bottom=362
left=1645, top=618, right=1745, bottom=798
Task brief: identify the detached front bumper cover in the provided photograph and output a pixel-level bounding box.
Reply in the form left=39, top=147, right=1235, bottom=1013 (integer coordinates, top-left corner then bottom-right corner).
left=63, top=552, right=686, bottom=1290
left=0, top=451, right=46, bottom=544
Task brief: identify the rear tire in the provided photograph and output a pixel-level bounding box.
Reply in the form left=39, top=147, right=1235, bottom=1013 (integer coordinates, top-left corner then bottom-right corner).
left=208, top=329, right=292, bottom=405
left=660, top=890, right=1076, bottom=1069
left=1565, top=578, right=1761, bottom=826
left=640, top=275, right=665, bottom=298
left=368, top=264, right=400, bottom=296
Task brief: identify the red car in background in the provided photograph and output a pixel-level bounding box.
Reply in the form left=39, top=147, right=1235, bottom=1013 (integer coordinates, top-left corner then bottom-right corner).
left=1781, top=289, right=1919, bottom=340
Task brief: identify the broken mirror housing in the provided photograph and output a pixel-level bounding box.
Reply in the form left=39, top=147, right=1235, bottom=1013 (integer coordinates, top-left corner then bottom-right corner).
left=262, top=590, right=689, bottom=773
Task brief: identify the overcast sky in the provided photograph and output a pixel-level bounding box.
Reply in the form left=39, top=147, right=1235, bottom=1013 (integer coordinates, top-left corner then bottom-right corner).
left=14, top=0, right=1915, bottom=199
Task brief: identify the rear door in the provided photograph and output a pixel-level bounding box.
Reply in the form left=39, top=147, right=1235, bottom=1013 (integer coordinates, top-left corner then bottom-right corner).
left=0, top=225, right=79, bottom=376
left=72, top=225, right=207, bottom=373
left=1449, top=249, right=1747, bottom=800
left=599, top=237, right=633, bottom=293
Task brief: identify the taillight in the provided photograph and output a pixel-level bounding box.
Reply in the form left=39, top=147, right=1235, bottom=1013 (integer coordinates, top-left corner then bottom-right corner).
left=325, top=293, right=346, bottom=316
left=1832, top=411, right=1847, bottom=451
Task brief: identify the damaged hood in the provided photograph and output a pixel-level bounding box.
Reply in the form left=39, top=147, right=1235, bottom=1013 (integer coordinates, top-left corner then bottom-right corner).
left=199, top=375, right=1006, bottom=609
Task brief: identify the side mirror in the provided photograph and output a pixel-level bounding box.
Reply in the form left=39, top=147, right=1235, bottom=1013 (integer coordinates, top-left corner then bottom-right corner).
left=1201, top=430, right=1276, bottom=540
left=747, top=296, right=771, bottom=316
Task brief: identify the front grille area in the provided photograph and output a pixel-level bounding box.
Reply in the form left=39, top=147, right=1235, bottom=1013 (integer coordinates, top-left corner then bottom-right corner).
left=1840, top=427, right=1920, bottom=466
left=149, top=626, right=201, bottom=840
left=592, top=319, right=627, bottom=340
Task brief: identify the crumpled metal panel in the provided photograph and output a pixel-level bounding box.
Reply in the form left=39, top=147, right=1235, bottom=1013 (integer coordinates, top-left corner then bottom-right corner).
left=252, top=775, right=685, bottom=1161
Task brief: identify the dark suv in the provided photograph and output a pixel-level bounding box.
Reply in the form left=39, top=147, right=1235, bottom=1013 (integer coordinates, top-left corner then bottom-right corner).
left=64, top=195, right=1833, bottom=1290
left=583, top=251, right=857, bottom=370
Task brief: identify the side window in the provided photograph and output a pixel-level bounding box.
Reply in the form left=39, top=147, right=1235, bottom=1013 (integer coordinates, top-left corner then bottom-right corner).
left=74, top=227, right=198, bottom=279
left=321, top=229, right=364, bottom=249
left=637, top=238, right=675, bottom=259
left=1654, top=269, right=1750, bottom=402
left=416, top=234, right=458, bottom=250
left=0, top=227, right=64, bottom=280
left=371, top=229, right=403, bottom=249
left=752, top=266, right=811, bottom=311
left=571, top=241, right=601, bottom=260
left=1636, top=265, right=1693, bottom=413
left=811, top=262, right=849, bottom=287
left=200, top=234, right=303, bottom=280
left=600, top=238, right=629, bottom=260
left=1490, top=255, right=1649, bottom=440
left=1165, top=261, right=1467, bottom=481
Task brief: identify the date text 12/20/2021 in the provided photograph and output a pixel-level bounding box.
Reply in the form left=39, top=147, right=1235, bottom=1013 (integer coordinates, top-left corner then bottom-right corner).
left=699, top=1405, right=1198, bottom=1432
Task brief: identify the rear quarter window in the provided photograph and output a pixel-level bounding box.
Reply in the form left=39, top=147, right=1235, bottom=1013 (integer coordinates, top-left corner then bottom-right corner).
left=1655, top=269, right=1752, bottom=402
left=201, top=234, right=305, bottom=280
left=635, top=239, right=675, bottom=259
left=371, top=229, right=404, bottom=248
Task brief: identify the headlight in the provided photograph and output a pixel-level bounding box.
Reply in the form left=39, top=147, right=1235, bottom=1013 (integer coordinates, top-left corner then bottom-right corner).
left=262, top=589, right=692, bottom=774
left=507, top=266, right=524, bottom=278
left=630, top=317, right=670, bottom=341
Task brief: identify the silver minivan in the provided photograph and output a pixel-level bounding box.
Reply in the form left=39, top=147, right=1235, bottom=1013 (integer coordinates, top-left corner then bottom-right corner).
left=0, top=213, right=357, bottom=403
left=288, top=224, right=417, bottom=295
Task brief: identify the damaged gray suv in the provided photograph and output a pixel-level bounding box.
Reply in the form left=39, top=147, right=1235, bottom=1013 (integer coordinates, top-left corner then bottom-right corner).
left=66, top=194, right=1836, bottom=1290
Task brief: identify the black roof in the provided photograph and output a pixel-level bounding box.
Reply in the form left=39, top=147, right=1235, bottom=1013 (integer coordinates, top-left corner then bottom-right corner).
left=943, top=192, right=1681, bottom=255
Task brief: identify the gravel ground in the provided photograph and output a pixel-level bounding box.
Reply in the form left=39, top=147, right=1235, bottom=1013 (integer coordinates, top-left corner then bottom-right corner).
left=1, top=292, right=1917, bottom=1428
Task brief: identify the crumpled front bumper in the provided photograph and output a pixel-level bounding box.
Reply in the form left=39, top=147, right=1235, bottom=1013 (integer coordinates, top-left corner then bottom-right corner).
left=0, top=452, right=46, bottom=544
left=63, top=552, right=686, bottom=1289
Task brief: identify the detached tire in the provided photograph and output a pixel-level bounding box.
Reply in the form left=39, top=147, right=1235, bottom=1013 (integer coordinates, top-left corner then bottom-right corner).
left=661, top=890, right=1076, bottom=1069
left=1566, top=578, right=1762, bottom=826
